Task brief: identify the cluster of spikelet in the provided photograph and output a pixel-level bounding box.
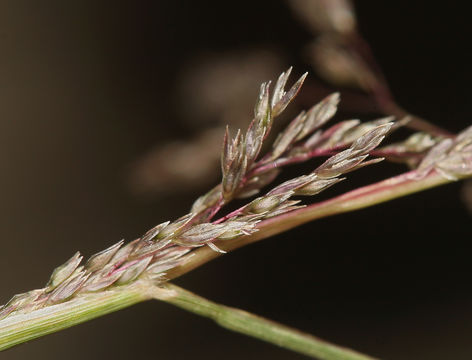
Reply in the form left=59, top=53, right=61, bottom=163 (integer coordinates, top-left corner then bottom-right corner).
left=2, top=68, right=471, bottom=320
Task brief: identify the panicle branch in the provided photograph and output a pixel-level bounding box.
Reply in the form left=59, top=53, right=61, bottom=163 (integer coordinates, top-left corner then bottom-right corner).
left=2, top=68, right=446, bottom=321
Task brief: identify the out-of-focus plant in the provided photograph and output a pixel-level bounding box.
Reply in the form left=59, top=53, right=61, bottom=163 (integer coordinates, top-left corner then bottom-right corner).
left=289, top=0, right=452, bottom=138
left=129, top=50, right=284, bottom=196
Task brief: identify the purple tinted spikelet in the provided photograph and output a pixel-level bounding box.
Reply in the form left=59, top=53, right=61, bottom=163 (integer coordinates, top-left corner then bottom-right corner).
left=415, top=125, right=472, bottom=180
left=1, top=69, right=400, bottom=320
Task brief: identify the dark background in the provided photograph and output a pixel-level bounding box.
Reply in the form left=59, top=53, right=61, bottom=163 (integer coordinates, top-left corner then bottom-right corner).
left=0, top=2, right=471, bottom=359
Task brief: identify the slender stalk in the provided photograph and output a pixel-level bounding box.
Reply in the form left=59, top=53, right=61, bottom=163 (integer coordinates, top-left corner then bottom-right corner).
left=0, top=281, right=153, bottom=351
left=167, top=169, right=453, bottom=279
left=159, top=283, right=378, bottom=360
left=378, top=99, right=454, bottom=138
left=348, top=32, right=453, bottom=138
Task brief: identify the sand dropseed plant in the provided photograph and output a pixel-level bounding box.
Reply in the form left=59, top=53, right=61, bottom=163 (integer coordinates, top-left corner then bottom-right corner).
left=1, top=69, right=471, bottom=360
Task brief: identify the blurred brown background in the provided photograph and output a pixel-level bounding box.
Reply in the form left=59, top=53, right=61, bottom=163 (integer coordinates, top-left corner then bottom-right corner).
left=0, top=1, right=471, bottom=359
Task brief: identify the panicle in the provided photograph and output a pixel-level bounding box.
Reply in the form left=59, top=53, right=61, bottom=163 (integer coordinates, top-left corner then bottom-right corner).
left=1, top=68, right=401, bottom=319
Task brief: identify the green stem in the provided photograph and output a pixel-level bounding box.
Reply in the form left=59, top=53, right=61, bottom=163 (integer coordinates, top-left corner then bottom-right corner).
left=0, top=281, right=152, bottom=351
left=159, top=284, right=378, bottom=360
